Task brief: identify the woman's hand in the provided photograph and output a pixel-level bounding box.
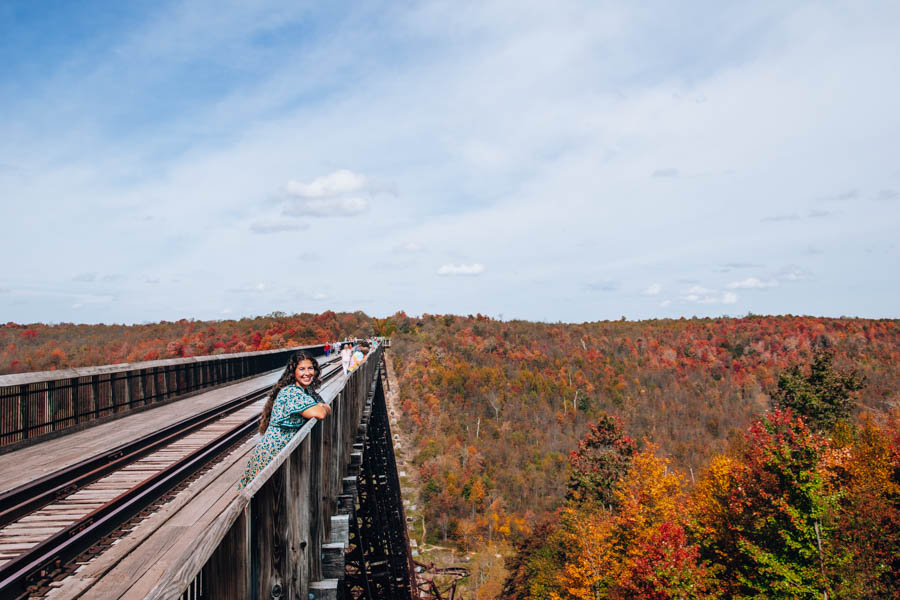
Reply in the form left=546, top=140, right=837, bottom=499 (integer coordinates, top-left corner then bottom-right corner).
left=301, top=402, right=332, bottom=420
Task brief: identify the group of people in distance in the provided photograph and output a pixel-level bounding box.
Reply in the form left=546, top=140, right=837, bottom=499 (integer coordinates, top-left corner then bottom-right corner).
left=237, top=339, right=378, bottom=490
left=340, top=339, right=376, bottom=373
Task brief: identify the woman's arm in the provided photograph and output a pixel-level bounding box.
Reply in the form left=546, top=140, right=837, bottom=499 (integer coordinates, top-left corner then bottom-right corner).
left=300, top=402, right=332, bottom=420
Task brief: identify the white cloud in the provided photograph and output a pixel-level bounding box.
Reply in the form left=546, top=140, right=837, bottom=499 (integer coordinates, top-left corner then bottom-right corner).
left=394, top=242, right=425, bottom=254
left=660, top=299, right=672, bottom=307
left=283, top=196, right=368, bottom=217
left=72, top=272, right=98, bottom=282
left=681, top=286, right=738, bottom=305
left=437, top=263, right=485, bottom=276
left=284, top=170, right=367, bottom=198
left=586, top=280, right=618, bottom=292
left=280, top=169, right=381, bottom=217
left=642, top=283, right=663, bottom=296
left=686, top=285, right=714, bottom=295
left=777, top=265, right=813, bottom=281
left=726, top=277, right=779, bottom=289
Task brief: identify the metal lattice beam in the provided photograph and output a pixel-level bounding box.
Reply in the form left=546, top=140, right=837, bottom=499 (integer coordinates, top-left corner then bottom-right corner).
left=344, top=368, right=417, bottom=600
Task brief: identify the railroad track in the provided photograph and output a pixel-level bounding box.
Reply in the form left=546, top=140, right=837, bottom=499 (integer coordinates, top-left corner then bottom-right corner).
left=0, top=355, right=344, bottom=600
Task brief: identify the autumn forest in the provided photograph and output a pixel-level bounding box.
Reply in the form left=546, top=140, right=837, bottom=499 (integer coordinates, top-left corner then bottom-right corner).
left=2, top=312, right=899, bottom=599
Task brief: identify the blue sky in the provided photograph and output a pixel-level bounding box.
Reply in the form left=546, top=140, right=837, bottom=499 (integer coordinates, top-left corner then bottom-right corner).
left=1, top=1, right=898, bottom=324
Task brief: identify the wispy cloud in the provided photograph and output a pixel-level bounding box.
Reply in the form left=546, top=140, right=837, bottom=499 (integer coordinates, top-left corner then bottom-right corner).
left=585, top=280, right=619, bottom=292
left=777, top=265, right=813, bottom=281
left=681, top=285, right=738, bottom=305
left=641, top=283, right=663, bottom=295
left=718, top=262, right=765, bottom=272
left=394, top=242, right=425, bottom=254
left=283, top=196, right=368, bottom=217
left=285, top=170, right=368, bottom=198
left=652, top=168, right=679, bottom=178
left=437, top=263, right=485, bottom=276
left=726, top=277, right=779, bottom=289
left=762, top=209, right=832, bottom=223
left=818, top=189, right=858, bottom=203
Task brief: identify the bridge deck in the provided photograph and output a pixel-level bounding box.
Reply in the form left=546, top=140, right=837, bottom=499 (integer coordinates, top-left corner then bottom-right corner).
left=0, top=373, right=281, bottom=496
left=34, top=371, right=349, bottom=599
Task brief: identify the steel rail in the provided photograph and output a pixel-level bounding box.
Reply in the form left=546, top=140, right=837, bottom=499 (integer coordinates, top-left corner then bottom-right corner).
left=0, top=385, right=270, bottom=529
left=0, top=355, right=343, bottom=600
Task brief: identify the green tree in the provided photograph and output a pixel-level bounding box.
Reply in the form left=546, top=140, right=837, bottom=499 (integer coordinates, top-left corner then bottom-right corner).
left=771, top=348, right=864, bottom=432
left=693, top=410, right=837, bottom=599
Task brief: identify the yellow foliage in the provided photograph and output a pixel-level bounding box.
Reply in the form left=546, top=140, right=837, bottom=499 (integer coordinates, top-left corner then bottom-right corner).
left=549, top=448, right=689, bottom=600
left=550, top=506, right=620, bottom=600
left=614, top=447, right=684, bottom=546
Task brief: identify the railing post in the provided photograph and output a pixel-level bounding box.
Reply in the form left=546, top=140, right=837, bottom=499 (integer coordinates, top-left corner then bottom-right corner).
left=91, top=374, right=99, bottom=419
left=43, top=379, right=53, bottom=432
left=110, top=372, right=118, bottom=412
left=18, top=384, right=28, bottom=440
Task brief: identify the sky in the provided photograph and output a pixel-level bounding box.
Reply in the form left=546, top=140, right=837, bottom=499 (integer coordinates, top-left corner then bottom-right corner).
left=1, top=1, right=898, bottom=325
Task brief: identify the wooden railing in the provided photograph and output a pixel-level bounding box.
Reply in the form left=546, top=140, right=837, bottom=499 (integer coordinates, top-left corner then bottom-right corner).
left=145, top=345, right=385, bottom=600
left=0, top=344, right=329, bottom=449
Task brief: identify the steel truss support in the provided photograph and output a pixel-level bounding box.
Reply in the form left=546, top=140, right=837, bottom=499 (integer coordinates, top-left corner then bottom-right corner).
left=344, top=368, right=416, bottom=600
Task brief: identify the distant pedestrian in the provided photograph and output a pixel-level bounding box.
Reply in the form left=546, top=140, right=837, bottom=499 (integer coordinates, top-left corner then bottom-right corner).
left=348, top=344, right=365, bottom=372
left=340, top=343, right=352, bottom=373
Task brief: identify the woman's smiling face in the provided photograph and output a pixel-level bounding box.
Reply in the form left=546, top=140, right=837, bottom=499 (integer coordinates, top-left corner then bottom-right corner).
left=294, top=359, right=316, bottom=387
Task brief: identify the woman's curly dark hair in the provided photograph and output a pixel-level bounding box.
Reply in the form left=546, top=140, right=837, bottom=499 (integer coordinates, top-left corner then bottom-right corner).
left=258, top=350, right=322, bottom=434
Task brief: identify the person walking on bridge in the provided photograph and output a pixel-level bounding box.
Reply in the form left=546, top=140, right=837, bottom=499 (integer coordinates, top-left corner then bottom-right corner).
left=237, top=351, right=331, bottom=490
left=340, top=342, right=352, bottom=373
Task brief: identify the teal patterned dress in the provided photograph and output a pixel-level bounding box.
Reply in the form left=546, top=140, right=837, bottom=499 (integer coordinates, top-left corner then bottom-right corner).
left=237, top=384, right=322, bottom=490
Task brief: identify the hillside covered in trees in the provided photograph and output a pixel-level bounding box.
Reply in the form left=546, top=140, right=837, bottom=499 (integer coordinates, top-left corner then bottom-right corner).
left=384, top=313, right=900, bottom=598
